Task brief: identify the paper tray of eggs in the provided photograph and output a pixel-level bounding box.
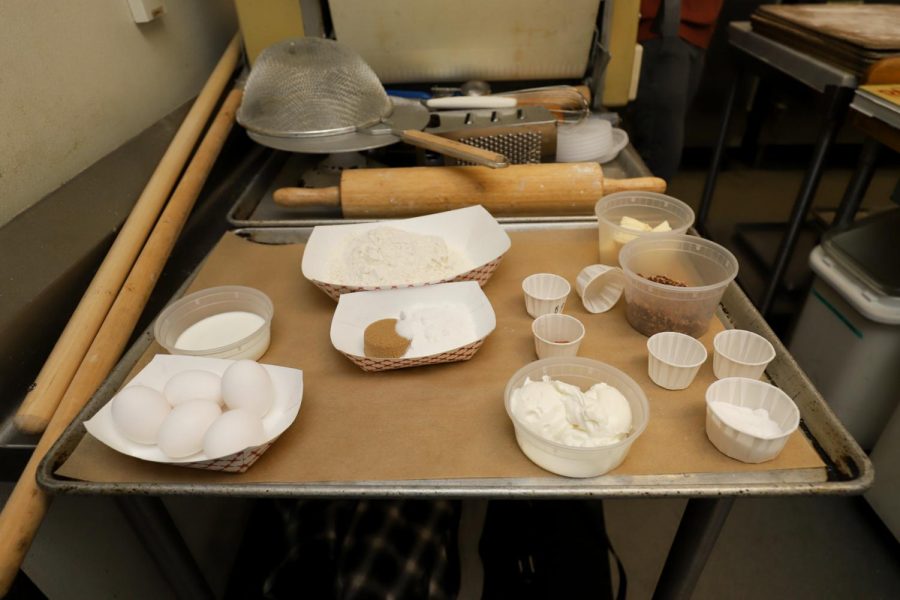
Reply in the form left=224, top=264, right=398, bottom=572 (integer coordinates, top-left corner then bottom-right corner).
left=301, top=205, right=512, bottom=300
left=84, top=355, right=303, bottom=473
left=330, top=281, right=496, bottom=372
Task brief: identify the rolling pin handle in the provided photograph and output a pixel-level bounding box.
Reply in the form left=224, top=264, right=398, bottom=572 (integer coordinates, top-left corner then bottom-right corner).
left=602, top=177, right=668, bottom=195
left=273, top=186, right=342, bottom=208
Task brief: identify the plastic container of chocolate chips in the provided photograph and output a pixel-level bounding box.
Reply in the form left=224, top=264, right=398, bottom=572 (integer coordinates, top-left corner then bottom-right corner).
left=618, top=235, right=738, bottom=338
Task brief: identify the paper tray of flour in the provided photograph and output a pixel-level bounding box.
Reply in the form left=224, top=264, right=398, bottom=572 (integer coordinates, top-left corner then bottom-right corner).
left=301, top=205, right=512, bottom=301
left=84, top=355, right=303, bottom=473
left=330, top=281, right=497, bottom=372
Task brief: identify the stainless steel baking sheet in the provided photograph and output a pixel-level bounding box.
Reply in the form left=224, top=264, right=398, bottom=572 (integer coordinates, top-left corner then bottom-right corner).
left=38, top=222, right=871, bottom=498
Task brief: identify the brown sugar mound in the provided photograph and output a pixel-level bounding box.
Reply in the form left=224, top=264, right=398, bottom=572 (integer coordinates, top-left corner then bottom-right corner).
left=363, top=318, right=411, bottom=358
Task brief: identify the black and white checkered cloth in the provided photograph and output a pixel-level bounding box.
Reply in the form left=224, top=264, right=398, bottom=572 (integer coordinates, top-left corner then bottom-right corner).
left=263, top=499, right=461, bottom=600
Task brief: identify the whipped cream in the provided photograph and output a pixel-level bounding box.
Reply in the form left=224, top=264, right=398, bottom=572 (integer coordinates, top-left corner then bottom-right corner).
left=330, top=226, right=469, bottom=286
left=395, top=302, right=476, bottom=357
left=710, top=401, right=783, bottom=438
left=510, top=376, right=633, bottom=447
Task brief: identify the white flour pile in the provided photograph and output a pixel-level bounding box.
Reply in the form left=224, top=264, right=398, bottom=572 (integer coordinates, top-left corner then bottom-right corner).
left=330, top=226, right=469, bottom=286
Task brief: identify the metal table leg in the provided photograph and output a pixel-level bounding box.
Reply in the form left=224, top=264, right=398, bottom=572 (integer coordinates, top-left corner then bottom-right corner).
left=759, top=85, right=853, bottom=316
left=652, top=497, right=735, bottom=600
left=697, top=73, right=741, bottom=236
left=116, top=496, right=214, bottom=600
left=833, top=137, right=881, bottom=229
left=740, top=76, right=775, bottom=166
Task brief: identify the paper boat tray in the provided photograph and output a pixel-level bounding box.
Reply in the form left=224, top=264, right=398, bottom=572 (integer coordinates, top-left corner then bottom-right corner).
left=84, top=355, right=303, bottom=473
left=330, top=281, right=497, bottom=372
left=301, top=205, right=512, bottom=300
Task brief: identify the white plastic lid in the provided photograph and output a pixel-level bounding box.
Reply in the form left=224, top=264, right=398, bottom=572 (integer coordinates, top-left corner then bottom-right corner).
left=809, top=246, right=900, bottom=325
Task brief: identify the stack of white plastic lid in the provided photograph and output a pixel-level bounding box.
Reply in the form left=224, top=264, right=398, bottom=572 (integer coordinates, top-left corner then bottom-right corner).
left=556, top=116, right=629, bottom=163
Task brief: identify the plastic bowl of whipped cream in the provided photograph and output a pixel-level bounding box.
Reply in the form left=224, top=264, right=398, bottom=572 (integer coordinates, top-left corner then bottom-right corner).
left=504, top=357, right=650, bottom=478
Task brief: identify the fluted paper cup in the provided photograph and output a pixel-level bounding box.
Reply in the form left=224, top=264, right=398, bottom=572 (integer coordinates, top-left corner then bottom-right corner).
left=646, top=332, right=707, bottom=390
left=522, top=273, right=570, bottom=318
left=713, top=329, right=776, bottom=380
left=575, top=265, right=626, bottom=314
left=532, top=314, right=585, bottom=359
left=705, top=377, right=799, bottom=463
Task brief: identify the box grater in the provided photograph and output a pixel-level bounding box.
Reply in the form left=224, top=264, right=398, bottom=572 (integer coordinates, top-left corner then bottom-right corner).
left=420, top=106, right=557, bottom=165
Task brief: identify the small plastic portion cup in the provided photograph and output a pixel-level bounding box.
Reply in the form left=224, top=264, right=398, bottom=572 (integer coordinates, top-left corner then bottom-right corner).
left=154, top=286, right=274, bottom=361
left=646, top=332, right=708, bottom=390
left=522, top=273, right=570, bottom=318
left=705, top=377, right=800, bottom=463
left=575, top=265, right=626, bottom=314
left=595, top=192, right=695, bottom=266
left=713, top=329, right=776, bottom=380
left=532, top=314, right=585, bottom=359
left=619, top=234, right=738, bottom=338
left=504, top=357, right=650, bottom=477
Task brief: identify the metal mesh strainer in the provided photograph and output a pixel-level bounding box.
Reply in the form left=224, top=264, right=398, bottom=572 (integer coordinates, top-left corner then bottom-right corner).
left=237, top=38, right=393, bottom=138
left=238, top=37, right=508, bottom=167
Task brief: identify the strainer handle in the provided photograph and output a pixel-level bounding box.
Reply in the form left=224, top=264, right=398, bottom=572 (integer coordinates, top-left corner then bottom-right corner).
left=398, top=130, right=509, bottom=168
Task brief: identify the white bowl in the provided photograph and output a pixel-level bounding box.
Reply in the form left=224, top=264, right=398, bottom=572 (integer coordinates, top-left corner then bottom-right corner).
left=522, top=273, right=570, bottom=318
left=330, top=281, right=496, bottom=372
left=575, top=264, right=626, bottom=313
left=705, top=377, right=800, bottom=464
left=532, top=314, right=585, bottom=359
left=594, top=128, right=630, bottom=164
left=646, top=332, right=707, bottom=390
left=713, top=329, right=776, bottom=380
left=301, top=205, right=512, bottom=300
left=504, top=357, right=650, bottom=478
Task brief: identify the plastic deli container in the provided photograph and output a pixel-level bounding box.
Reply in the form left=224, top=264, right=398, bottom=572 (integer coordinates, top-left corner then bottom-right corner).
left=619, top=235, right=738, bottom=338
left=154, top=286, right=274, bottom=361
left=504, top=357, right=649, bottom=478
left=595, top=192, right=695, bottom=266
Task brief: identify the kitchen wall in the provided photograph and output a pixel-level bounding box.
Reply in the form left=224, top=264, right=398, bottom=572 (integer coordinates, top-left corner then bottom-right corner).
left=0, top=0, right=237, bottom=227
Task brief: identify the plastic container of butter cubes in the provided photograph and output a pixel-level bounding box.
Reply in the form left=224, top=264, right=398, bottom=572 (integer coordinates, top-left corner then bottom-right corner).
left=504, top=357, right=650, bottom=478
left=595, top=192, right=695, bottom=266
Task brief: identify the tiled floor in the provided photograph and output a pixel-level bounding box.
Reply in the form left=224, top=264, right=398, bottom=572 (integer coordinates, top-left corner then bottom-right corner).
left=604, top=496, right=900, bottom=600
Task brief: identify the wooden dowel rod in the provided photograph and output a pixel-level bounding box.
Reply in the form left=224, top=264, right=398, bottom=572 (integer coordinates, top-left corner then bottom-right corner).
left=0, top=88, right=243, bottom=597
left=14, top=34, right=242, bottom=434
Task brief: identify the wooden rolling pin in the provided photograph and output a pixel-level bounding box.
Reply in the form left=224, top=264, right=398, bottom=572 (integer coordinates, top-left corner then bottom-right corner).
left=0, top=88, right=243, bottom=597
left=272, top=163, right=666, bottom=217
left=14, top=34, right=241, bottom=434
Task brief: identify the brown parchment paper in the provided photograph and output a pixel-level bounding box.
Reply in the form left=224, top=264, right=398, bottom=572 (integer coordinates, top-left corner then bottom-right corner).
left=57, top=229, right=825, bottom=485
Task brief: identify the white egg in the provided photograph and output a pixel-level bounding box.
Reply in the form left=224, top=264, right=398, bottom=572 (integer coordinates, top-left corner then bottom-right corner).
left=221, top=360, right=275, bottom=418
left=202, top=409, right=266, bottom=459
left=111, top=385, right=171, bottom=444
left=164, top=370, right=222, bottom=406
left=156, top=399, right=222, bottom=458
